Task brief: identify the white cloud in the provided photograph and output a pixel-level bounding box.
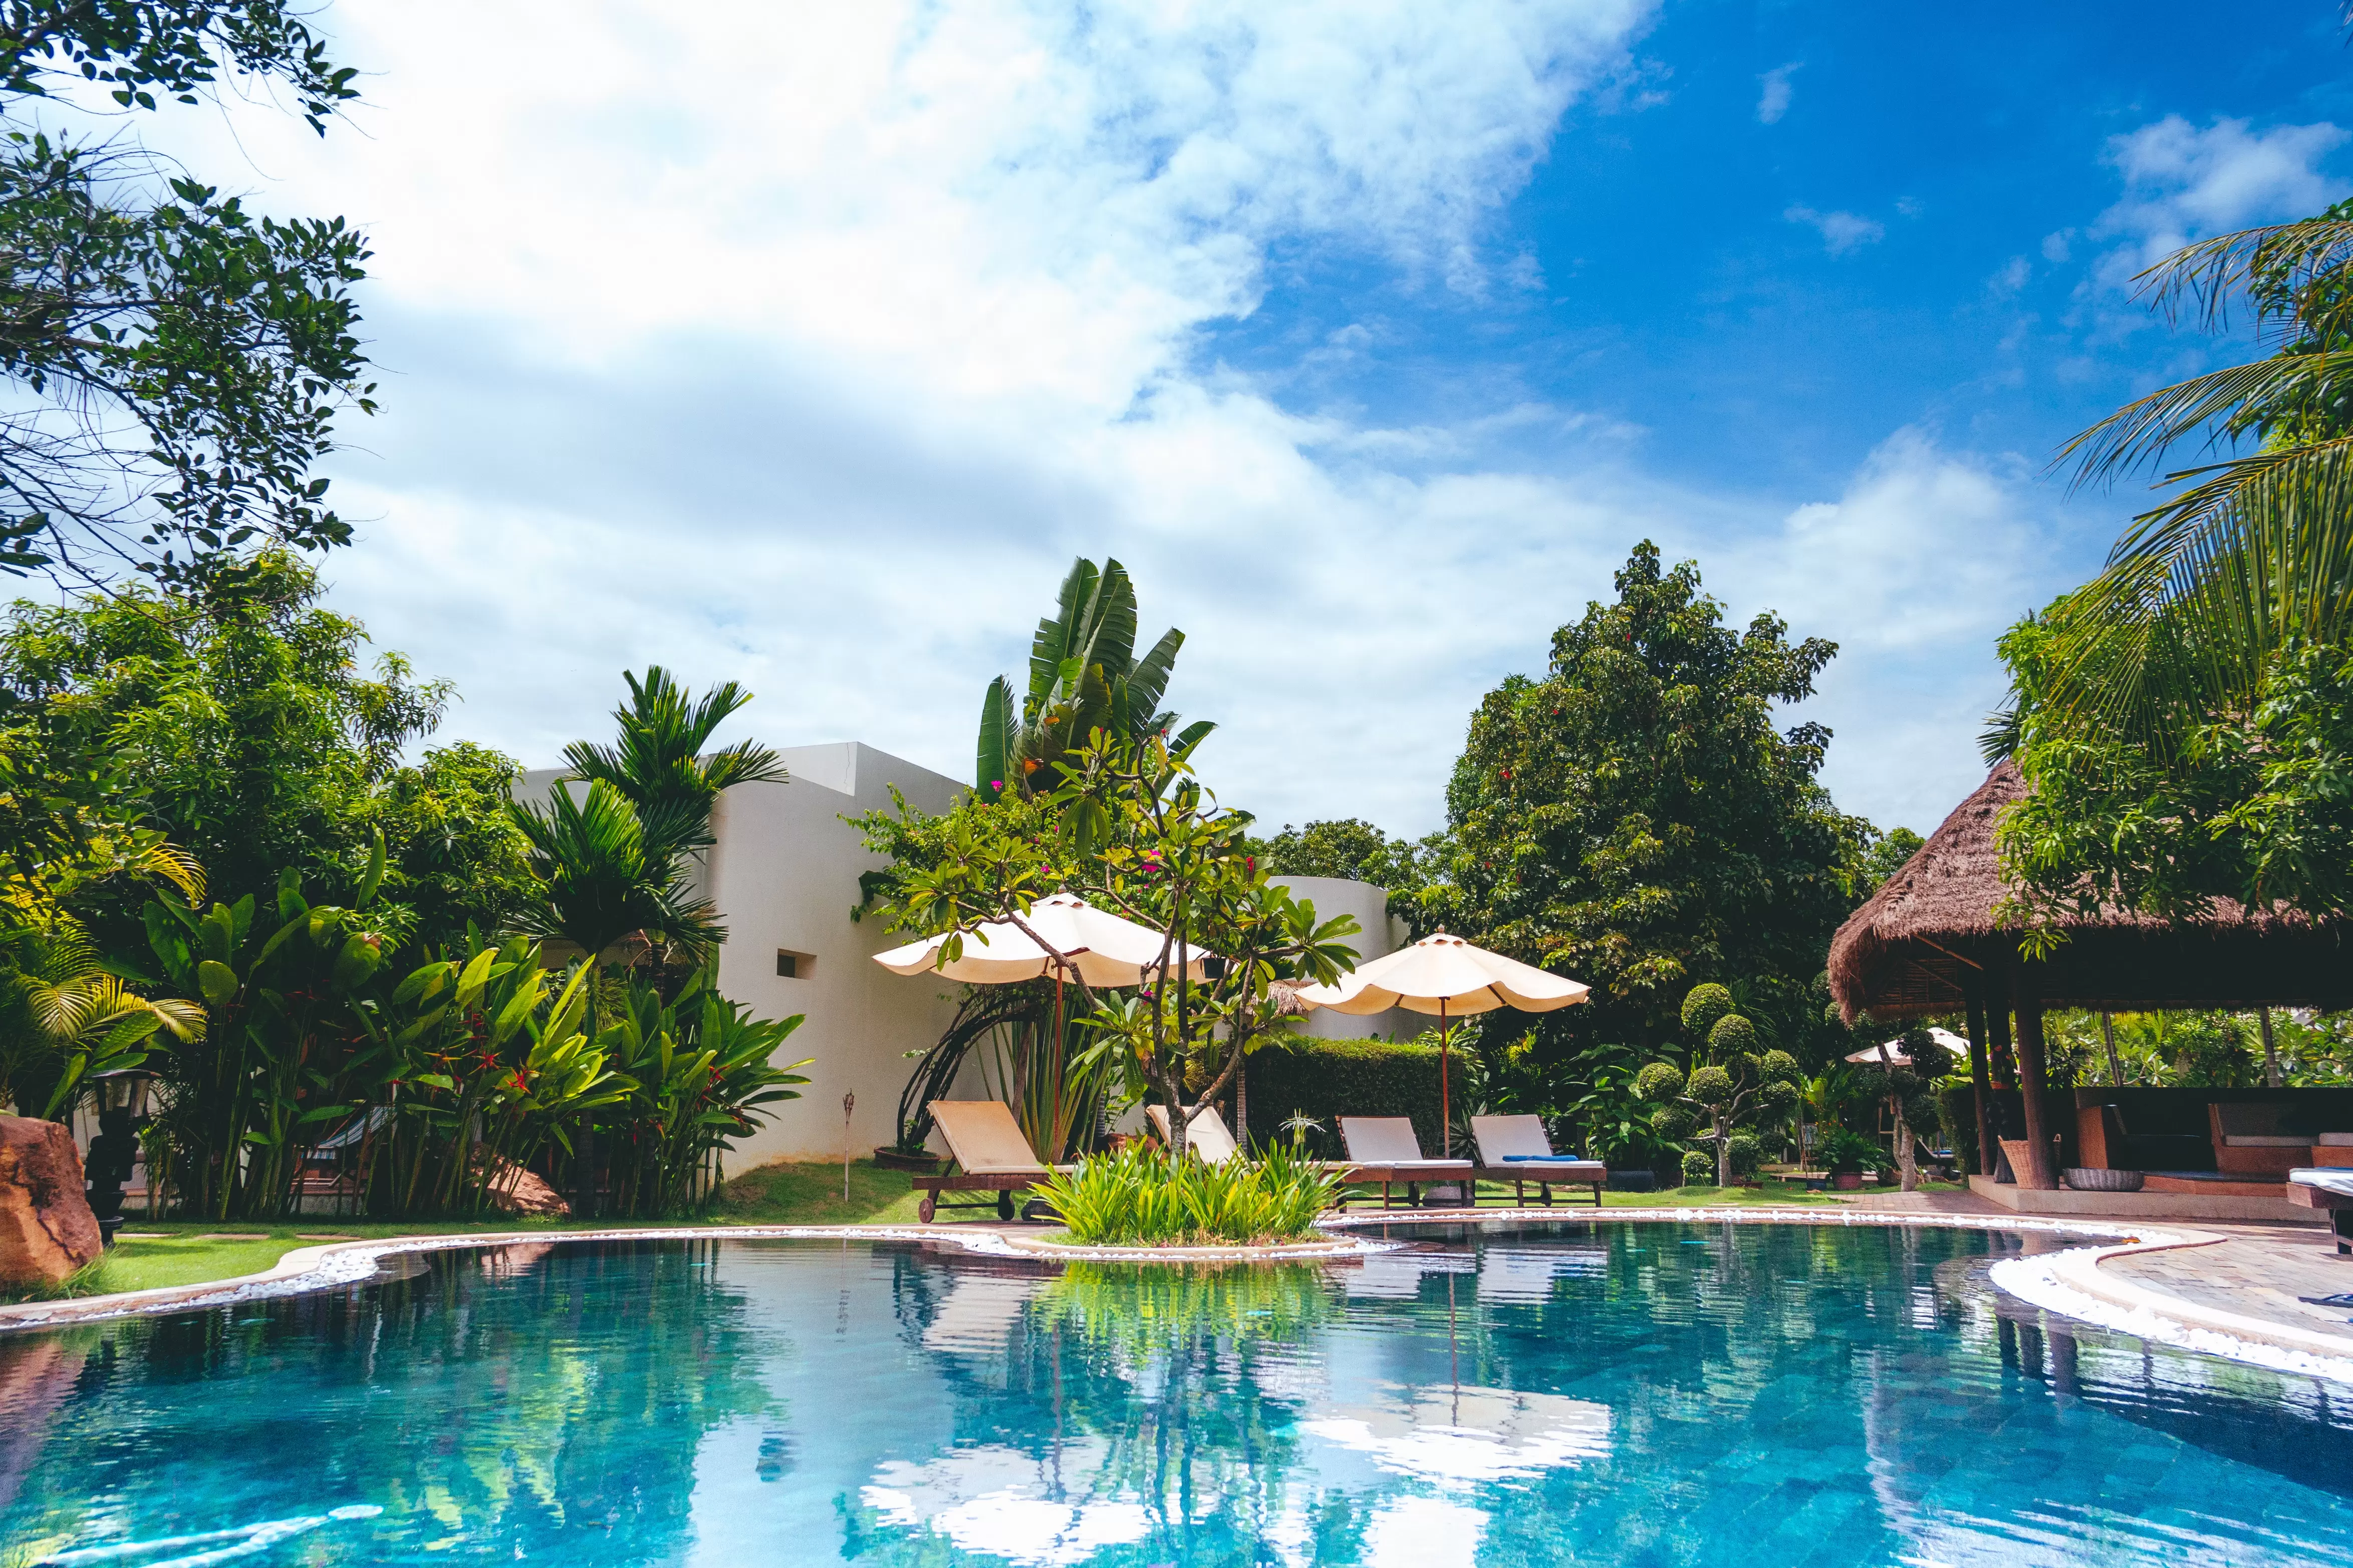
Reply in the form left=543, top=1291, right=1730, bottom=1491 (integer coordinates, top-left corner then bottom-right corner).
left=105, top=0, right=2047, bottom=846
left=2093, top=114, right=2349, bottom=285
left=1785, top=204, right=1886, bottom=255
left=1757, top=62, right=1800, bottom=125
left=1990, top=255, right=2031, bottom=295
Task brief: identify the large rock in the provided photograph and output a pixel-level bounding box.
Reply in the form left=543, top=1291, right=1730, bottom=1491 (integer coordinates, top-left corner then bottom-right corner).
left=484, top=1156, right=571, bottom=1218
left=0, top=1116, right=102, bottom=1285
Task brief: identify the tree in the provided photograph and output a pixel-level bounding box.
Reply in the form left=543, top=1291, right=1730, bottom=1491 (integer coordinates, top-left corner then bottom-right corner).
left=1433, top=543, right=1874, bottom=1051
left=1991, top=601, right=2352, bottom=924
left=1252, top=817, right=1443, bottom=895
left=1850, top=1025, right=1955, bottom=1193
left=0, top=2, right=373, bottom=586
left=975, top=557, right=1212, bottom=803
left=0, top=552, right=533, bottom=950
left=2036, top=200, right=2353, bottom=735
left=1863, top=826, right=1924, bottom=888
left=1634, top=983, right=1800, bottom=1187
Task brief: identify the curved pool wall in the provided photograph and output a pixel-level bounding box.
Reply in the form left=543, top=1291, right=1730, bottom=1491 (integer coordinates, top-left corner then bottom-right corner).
left=6, top=1220, right=2352, bottom=1566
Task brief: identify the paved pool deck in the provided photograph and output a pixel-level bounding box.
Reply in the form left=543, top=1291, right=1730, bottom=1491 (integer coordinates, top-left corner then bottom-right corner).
left=1831, top=1182, right=2353, bottom=1357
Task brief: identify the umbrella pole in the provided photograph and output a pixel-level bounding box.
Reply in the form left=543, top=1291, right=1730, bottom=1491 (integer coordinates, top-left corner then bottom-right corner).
left=1440, top=997, right=1450, bottom=1157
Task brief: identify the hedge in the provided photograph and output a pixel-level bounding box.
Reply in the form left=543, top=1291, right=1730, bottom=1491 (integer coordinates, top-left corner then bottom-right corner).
left=1234, top=1038, right=1470, bottom=1158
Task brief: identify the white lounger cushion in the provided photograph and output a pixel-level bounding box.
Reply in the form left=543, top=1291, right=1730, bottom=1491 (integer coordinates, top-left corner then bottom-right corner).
left=1340, top=1116, right=1435, bottom=1164
left=928, top=1100, right=1051, bottom=1175
left=2316, top=1132, right=2353, bottom=1147
left=1145, top=1103, right=1240, bottom=1164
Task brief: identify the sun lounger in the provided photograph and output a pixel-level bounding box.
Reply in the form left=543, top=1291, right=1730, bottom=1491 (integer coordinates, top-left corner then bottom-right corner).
left=2289, top=1168, right=2353, bottom=1256
left=1337, top=1116, right=1475, bottom=1209
left=1145, top=1103, right=1242, bottom=1164
left=912, top=1100, right=1075, bottom=1222
left=1469, top=1114, right=1605, bottom=1207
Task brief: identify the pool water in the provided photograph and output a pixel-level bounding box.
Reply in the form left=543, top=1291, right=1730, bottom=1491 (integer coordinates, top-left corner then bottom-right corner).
left=3, top=1222, right=2349, bottom=1566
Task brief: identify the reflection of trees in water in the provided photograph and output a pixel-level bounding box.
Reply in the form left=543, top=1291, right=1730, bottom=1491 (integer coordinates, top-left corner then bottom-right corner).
left=0, top=1239, right=777, bottom=1566
left=849, top=1256, right=1335, bottom=1567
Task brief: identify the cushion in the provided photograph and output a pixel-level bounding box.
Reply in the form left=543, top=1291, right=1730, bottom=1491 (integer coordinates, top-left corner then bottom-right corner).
left=2316, top=1132, right=2353, bottom=1147
left=2221, top=1134, right=2311, bottom=1148
left=1340, top=1116, right=1429, bottom=1164
left=1470, top=1113, right=1555, bottom=1163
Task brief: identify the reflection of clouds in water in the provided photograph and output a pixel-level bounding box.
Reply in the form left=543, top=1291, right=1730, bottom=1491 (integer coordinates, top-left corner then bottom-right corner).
left=921, top=1275, right=1045, bottom=1354
left=1363, top=1495, right=1488, bottom=1568
left=1477, top=1246, right=1607, bottom=1304
left=860, top=1444, right=1148, bottom=1567
left=1304, top=1386, right=1612, bottom=1486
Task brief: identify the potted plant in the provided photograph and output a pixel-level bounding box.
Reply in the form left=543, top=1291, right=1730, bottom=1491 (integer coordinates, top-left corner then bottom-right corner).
left=1815, top=1127, right=1891, bottom=1189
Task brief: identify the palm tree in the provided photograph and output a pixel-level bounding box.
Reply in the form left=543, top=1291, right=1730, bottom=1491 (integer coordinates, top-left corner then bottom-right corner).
left=0, top=921, right=203, bottom=1118
left=976, top=558, right=1213, bottom=801
left=562, top=666, right=788, bottom=878
left=2044, top=204, right=2353, bottom=737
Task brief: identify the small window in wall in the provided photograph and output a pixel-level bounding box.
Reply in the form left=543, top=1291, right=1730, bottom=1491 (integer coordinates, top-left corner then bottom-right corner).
left=776, top=949, right=815, bottom=980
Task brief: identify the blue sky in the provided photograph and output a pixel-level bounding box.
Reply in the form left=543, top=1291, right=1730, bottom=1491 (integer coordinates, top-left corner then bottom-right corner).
left=129, top=1, right=2353, bottom=842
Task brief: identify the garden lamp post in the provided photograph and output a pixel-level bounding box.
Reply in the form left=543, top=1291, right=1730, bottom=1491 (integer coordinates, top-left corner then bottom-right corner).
left=84, top=1068, right=155, bottom=1246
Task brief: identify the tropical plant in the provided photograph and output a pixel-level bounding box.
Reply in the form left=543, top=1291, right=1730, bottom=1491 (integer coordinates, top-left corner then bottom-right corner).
left=1431, top=543, right=1875, bottom=1054
left=593, top=966, right=811, bottom=1215
left=974, top=557, right=1212, bottom=803
left=136, top=865, right=391, bottom=1218
left=0, top=3, right=371, bottom=587
left=2035, top=199, right=2353, bottom=738
left=1813, top=1126, right=1892, bottom=1177
left=1635, top=983, right=1802, bottom=1187
left=1033, top=1137, right=1341, bottom=1245
left=0, top=920, right=203, bottom=1117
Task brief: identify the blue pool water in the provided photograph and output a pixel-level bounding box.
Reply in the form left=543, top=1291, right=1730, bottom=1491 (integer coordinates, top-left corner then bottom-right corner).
left=4, top=1221, right=2350, bottom=1566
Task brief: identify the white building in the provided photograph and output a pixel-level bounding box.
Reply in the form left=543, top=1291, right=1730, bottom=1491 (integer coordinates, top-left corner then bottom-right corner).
left=520, top=744, right=1406, bottom=1170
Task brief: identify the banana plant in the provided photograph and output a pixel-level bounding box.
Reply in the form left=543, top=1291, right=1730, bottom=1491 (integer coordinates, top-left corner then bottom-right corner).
left=0, top=921, right=205, bottom=1119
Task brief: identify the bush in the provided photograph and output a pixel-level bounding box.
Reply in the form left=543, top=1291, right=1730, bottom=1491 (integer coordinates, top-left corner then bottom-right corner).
left=1815, top=1126, right=1892, bottom=1175
left=1936, top=1082, right=1977, bottom=1173
left=1681, top=984, right=1734, bottom=1037
left=1634, top=1061, right=1685, bottom=1101
left=1687, top=1064, right=1735, bottom=1102
left=1726, top=1131, right=1762, bottom=1178
left=1708, top=1014, right=1757, bottom=1055
left=1034, top=1142, right=1343, bottom=1245
left=1680, top=1148, right=1717, bottom=1185
left=1243, top=1037, right=1469, bottom=1156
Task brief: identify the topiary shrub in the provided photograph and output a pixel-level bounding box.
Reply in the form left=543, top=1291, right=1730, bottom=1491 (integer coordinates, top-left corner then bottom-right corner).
left=1707, top=1014, right=1757, bottom=1056
left=1634, top=1062, right=1685, bottom=1101
left=1687, top=1064, right=1735, bottom=1102
left=1242, top=1038, right=1470, bottom=1156
left=1680, top=1148, right=1717, bottom=1186
left=1680, top=984, right=1734, bottom=1038
left=1725, top=1131, right=1762, bottom=1179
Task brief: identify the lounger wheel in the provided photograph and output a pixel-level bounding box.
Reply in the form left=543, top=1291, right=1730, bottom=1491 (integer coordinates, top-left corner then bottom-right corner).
left=997, top=1190, right=1016, bottom=1221
left=918, top=1194, right=936, bottom=1223
left=1020, top=1198, right=1053, bottom=1222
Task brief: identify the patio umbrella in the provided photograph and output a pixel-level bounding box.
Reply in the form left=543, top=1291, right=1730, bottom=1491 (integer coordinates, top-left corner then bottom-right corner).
left=875, top=894, right=1216, bottom=1164
left=1293, top=932, right=1590, bottom=1154
left=1844, top=1026, right=1969, bottom=1068
left=873, top=893, right=1212, bottom=987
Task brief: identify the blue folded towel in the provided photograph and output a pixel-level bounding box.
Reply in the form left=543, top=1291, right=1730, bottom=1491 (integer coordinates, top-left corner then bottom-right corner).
left=1502, top=1154, right=1587, bottom=1163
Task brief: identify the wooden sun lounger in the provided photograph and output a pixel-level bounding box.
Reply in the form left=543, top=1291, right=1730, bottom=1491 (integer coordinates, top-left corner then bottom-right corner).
left=1337, top=1116, right=1475, bottom=1209
left=912, top=1101, right=1075, bottom=1222
left=1470, top=1114, right=1605, bottom=1207
left=2289, top=1168, right=2353, bottom=1256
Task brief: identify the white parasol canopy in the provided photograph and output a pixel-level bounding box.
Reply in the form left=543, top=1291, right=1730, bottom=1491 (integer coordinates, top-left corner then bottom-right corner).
left=1294, top=932, right=1590, bottom=1016
left=1293, top=931, right=1588, bottom=1157
left=872, top=893, right=1211, bottom=989
left=1845, top=1026, right=1969, bottom=1067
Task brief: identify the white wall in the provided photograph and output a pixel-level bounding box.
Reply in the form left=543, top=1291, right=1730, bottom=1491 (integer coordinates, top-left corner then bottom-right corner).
left=1269, top=875, right=1415, bottom=1042
left=521, top=742, right=968, bottom=1167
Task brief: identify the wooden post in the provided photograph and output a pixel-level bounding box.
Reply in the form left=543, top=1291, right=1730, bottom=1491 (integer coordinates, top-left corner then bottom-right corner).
left=2259, top=1009, right=2282, bottom=1088
left=2011, top=971, right=2060, bottom=1191
left=1964, top=988, right=1994, bottom=1176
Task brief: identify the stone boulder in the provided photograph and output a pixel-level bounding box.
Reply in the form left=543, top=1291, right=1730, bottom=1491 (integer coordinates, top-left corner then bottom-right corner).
left=0, top=1116, right=102, bottom=1285
left=484, top=1157, right=571, bottom=1218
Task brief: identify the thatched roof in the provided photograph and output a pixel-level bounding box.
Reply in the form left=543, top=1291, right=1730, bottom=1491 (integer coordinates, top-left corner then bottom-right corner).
left=1828, top=761, right=2351, bottom=1022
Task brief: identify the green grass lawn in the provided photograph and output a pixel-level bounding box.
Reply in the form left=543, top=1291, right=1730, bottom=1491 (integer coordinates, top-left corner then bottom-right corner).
left=4, top=1162, right=1968, bottom=1307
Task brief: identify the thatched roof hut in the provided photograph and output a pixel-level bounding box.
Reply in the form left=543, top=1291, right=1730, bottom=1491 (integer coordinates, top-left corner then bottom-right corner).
left=1828, top=762, right=2352, bottom=1023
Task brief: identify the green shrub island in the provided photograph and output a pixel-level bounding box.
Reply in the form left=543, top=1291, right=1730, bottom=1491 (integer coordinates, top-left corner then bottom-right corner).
left=1636, top=984, right=1802, bottom=1187
left=1034, top=1139, right=1342, bottom=1246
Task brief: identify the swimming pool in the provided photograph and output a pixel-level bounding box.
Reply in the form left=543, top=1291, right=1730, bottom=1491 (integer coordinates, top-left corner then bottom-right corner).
left=3, top=1220, right=2348, bottom=1565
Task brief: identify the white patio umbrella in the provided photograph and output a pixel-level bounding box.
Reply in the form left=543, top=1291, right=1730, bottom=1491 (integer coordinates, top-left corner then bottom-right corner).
left=1845, top=1026, right=1968, bottom=1068
left=873, top=893, right=1212, bottom=988
left=1293, top=932, right=1590, bottom=1155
